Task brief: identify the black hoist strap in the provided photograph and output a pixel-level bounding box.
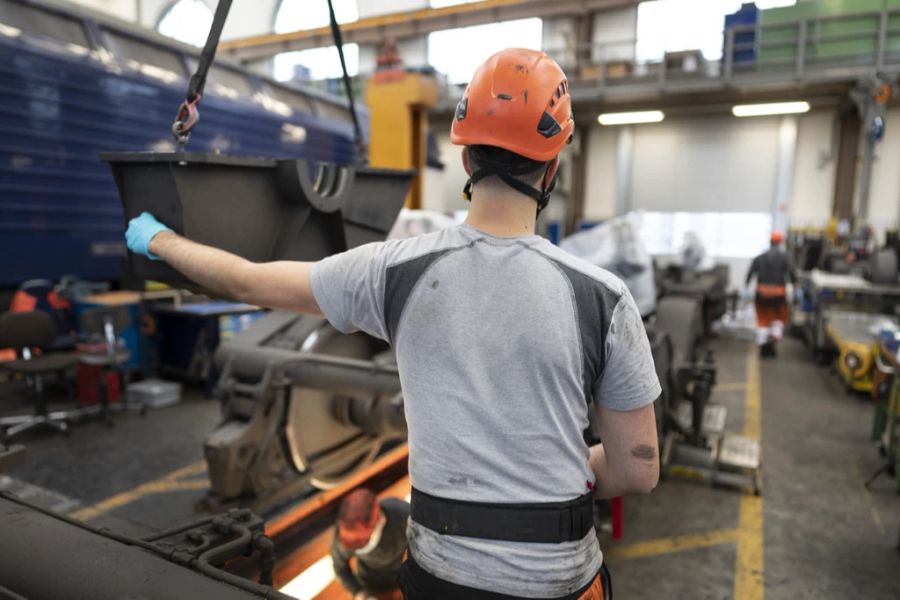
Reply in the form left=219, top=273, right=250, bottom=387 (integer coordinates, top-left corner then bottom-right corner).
left=189, top=0, right=231, bottom=102
left=410, top=487, right=594, bottom=543
left=326, top=0, right=366, bottom=162
left=172, top=0, right=232, bottom=145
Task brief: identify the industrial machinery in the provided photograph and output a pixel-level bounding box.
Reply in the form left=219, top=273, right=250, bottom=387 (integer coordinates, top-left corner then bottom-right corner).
left=652, top=295, right=762, bottom=494
left=826, top=311, right=899, bottom=394
left=656, top=263, right=731, bottom=336
left=98, top=0, right=418, bottom=514
left=866, top=338, right=900, bottom=493
left=364, top=38, right=440, bottom=209
left=105, top=150, right=414, bottom=511
left=202, top=311, right=406, bottom=512
left=0, top=491, right=292, bottom=600
left=797, top=266, right=900, bottom=364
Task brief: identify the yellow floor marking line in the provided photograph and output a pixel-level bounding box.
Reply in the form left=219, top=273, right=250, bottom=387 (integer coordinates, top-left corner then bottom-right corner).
left=734, top=347, right=764, bottom=600
left=853, top=462, right=886, bottom=535
left=69, top=459, right=207, bottom=521
left=605, top=528, right=738, bottom=561
left=715, top=381, right=748, bottom=392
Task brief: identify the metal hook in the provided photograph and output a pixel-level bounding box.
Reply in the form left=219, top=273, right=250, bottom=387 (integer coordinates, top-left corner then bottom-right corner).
left=172, top=94, right=202, bottom=148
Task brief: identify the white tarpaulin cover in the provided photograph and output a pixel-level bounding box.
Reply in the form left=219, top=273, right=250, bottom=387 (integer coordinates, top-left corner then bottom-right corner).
left=560, top=213, right=657, bottom=316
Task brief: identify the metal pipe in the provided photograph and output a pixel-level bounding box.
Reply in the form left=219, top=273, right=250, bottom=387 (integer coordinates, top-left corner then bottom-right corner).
left=141, top=515, right=216, bottom=542
left=222, top=348, right=401, bottom=394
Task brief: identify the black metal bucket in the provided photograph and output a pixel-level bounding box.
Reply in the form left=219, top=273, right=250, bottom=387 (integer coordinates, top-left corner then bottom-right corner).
left=102, top=152, right=412, bottom=291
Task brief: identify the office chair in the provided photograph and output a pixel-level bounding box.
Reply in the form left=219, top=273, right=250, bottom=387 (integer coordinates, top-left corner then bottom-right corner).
left=0, top=311, right=79, bottom=439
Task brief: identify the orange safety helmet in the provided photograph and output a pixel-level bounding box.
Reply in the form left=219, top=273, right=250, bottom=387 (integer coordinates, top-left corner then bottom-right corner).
left=337, top=489, right=381, bottom=550
left=450, top=48, right=574, bottom=212
left=451, top=48, right=574, bottom=161
left=771, top=230, right=785, bottom=245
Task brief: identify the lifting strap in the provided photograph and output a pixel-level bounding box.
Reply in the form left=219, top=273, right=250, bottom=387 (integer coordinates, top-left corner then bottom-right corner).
left=326, top=0, right=367, bottom=162
left=410, top=487, right=594, bottom=544
left=172, top=0, right=233, bottom=146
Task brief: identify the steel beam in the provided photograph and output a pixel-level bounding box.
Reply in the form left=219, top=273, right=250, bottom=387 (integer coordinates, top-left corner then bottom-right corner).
left=219, top=0, right=638, bottom=63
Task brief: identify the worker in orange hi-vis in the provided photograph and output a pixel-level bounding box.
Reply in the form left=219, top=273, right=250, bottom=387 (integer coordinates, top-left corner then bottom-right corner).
left=746, top=230, right=794, bottom=357
left=331, top=489, right=409, bottom=600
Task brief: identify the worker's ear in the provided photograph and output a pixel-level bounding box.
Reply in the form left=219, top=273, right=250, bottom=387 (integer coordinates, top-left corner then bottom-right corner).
left=543, top=157, right=560, bottom=188
left=462, top=147, right=471, bottom=176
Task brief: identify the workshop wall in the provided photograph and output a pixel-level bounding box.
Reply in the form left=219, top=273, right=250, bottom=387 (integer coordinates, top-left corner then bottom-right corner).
left=629, top=114, right=781, bottom=213
left=867, top=107, right=900, bottom=238
left=790, top=109, right=837, bottom=228
left=583, top=126, right=619, bottom=220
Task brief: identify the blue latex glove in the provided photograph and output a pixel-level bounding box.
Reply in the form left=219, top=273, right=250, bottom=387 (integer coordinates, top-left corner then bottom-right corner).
left=125, top=212, right=173, bottom=260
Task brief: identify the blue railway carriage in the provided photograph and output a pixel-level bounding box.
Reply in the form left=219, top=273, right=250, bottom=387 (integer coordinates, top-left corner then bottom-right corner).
left=0, top=0, right=366, bottom=286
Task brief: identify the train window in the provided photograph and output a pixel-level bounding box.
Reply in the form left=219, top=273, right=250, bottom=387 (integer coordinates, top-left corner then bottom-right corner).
left=315, top=100, right=351, bottom=123
left=186, top=59, right=254, bottom=97
left=0, top=0, right=90, bottom=48
left=157, top=0, right=212, bottom=48
left=103, top=29, right=186, bottom=78
left=262, top=83, right=313, bottom=114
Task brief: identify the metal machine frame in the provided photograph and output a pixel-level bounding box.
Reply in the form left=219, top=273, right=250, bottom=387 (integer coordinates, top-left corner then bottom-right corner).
left=201, top=311, right=406, bottom=513
left=653, top=295, right=762, bottom=495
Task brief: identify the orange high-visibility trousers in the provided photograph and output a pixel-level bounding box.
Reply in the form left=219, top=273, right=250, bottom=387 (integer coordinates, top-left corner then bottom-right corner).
left=577, top=573, right=605, bottom=599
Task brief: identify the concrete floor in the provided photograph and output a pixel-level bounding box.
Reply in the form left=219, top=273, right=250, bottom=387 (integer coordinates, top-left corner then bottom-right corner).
left=0, top=381, right=220, bottom=535
left=2, top=335, right=899, bottom=598
left=606, top=336, right=900, bottom=600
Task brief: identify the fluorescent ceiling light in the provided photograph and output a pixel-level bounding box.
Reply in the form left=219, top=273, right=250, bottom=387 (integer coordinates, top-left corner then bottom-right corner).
left=598, top=110, right=665, bottom=125
left=732, top=101, right=810, bottom=117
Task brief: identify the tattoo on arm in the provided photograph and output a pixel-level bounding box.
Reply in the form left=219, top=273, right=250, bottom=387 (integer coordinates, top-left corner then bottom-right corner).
left=630, top=444, right=657, bottom=461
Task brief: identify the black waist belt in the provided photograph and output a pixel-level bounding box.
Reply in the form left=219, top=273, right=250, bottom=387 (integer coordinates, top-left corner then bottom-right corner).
left=410, top=487, right=594, bottom=544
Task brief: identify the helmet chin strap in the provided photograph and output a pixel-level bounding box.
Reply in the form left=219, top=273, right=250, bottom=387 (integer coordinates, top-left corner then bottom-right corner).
left=463, top=163, right=556, bottom=215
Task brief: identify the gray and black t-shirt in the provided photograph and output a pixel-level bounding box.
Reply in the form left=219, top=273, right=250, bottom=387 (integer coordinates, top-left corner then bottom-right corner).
left=311, top=223, right=660, bottom=598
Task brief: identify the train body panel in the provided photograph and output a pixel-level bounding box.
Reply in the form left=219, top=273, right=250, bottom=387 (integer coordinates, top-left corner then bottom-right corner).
left=0, top=0, right=365, bottom=286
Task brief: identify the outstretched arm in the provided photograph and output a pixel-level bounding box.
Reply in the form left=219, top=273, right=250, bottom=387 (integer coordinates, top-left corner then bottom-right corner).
left=126, top=212, right=321, bottom=314
left=589, top=402, right=659, bottom=499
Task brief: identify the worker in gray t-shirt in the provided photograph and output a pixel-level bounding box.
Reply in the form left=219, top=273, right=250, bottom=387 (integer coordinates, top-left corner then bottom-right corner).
left=126, top=48, right=660, bottom=600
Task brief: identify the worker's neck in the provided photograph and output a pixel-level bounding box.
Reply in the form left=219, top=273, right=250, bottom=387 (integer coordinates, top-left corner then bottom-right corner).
left=464, top=187, right=537, bottom=237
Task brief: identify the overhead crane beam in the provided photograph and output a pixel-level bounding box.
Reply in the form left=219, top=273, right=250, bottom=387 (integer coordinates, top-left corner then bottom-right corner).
left=218, top=0, right=637, bottom=63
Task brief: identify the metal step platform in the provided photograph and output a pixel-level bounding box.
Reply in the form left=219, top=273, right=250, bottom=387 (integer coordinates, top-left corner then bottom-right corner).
left=663, top=407, right=762, bottom=495
left=674, top=403, right=727, bottom=436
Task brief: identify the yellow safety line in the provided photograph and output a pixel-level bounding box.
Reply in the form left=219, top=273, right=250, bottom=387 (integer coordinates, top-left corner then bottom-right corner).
left=853, top=463, right=886, bottom=535
left=605, top=528, right=738, bottom=561
left=734, top=347, right=764, bottom=600
left=716, top=381, right=748, bottom=392
left=69, top=460, right=207, bottom=521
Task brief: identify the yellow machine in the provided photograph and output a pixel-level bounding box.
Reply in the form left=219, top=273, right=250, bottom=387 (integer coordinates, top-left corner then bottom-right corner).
left=829, top=326, right=877, bottom=392
left=364, top=43, right=439, bottom=210
left=826, top=312, right=895, bottom=393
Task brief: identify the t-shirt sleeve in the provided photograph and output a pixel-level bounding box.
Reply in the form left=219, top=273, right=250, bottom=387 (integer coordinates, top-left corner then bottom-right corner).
left=310, top=241, right=392, bottom=341
left=593, top=288, right=662, bottom=411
